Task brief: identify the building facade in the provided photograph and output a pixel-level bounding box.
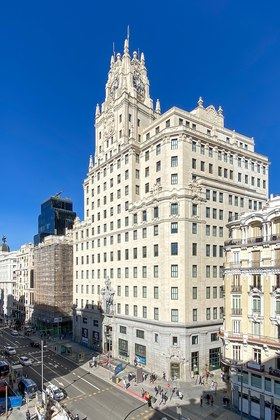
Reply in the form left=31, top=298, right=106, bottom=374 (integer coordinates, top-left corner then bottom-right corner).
left=222, top=195, right=280, bottom=419
left=0, top=237, right=17, bottom=322
left=33, top=235, right=73, bottom=333
left=73, top=37, right=269, bottom=379
left=13, top=243, right=34, bottom=323
left=34, top=195, right=76, bottom=245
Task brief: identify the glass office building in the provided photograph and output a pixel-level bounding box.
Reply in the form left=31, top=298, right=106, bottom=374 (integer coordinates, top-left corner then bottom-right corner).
left=34, top=195, right=76, bottom=245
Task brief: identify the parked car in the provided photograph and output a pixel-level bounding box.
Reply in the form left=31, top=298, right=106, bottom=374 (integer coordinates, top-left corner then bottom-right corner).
left=19, top=356, right=32, bottom=366
left=45, top=383, right=65, bottom=401
left=4, top=346, right=16, bottom=356
left=10, top=330, right=19, bottom=336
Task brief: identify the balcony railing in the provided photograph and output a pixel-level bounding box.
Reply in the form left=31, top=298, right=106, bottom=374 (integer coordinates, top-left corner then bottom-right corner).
left=225, top=259, right=280, bottom=270
left=231, top=285, right=242, bottom=293
left=231, top=308, right=242, bottom=316
left=223, top=331, right=280, bottom=348
left=225, top=234, right=280, bottom=248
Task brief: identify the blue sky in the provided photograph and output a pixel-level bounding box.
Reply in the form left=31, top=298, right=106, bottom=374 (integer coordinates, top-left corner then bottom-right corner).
left=1, top=1, right=280, bottom=250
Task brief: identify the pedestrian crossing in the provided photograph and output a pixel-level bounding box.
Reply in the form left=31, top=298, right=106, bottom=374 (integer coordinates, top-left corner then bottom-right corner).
left=63, top=386, right=115, bottom=404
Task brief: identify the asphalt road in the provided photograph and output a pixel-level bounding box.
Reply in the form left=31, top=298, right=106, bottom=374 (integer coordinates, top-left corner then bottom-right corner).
left=0, top=329, right=171, bottom=420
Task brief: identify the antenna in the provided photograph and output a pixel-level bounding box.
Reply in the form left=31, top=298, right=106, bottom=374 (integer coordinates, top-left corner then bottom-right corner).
left=127, top=25, right=130, bottom=43
left=112, top=42, right=115, bottom=58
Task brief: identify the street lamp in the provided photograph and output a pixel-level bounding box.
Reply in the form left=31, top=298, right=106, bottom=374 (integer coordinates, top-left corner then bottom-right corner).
left=41, top=339, right=44, bottom=394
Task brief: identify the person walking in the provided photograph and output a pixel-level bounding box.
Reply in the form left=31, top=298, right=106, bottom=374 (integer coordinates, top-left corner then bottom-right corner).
left=200, top=396, right=203, bottom=406
left=210, top=394, right=214, bottom=406
left=154, top=386, right=159, bottom=396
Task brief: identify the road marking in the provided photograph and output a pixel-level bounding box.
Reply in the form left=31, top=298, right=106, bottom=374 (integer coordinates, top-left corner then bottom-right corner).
left=30, top=355, right=86, bottom=395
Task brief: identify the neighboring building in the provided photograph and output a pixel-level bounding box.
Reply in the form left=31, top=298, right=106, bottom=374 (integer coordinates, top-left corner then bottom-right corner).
left=222, top=195, right=280, bottom=419
left=73, top=37, right=269, bottom=379
left=33, top=235, right=73, bottom=333
left=13, top=243, right=34, bottom=323
left=34, top=194, right=76, bottom=245
left=0, top=237, right=17, bottom=322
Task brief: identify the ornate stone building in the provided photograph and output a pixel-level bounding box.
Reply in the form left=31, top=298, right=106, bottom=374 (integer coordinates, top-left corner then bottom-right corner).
left=222, top=195, right=280, bottom=418
left=73, top=37, right=269, bottom=379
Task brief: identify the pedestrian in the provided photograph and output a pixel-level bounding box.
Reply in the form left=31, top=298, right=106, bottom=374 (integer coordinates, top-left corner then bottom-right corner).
left=158, top=385, right=161, bottom=393
left=206, top=393, right=210, bottom=405
left=210, top=394, right=214, bottom=406
left=134, top=357, right=137, bottom=367
left=191, top=370, right=194, bottom=379
left=154, top=386, right=158, bottom=395
left=147, top=396, right=152, bottom=407
left=200, top=396, right=203, bottom=407
left=178, top=391, right=183, bottom=400
left=162, top=371, right=166, bottom=380
left=141, top=388, right=145, bottom=398
left=198, top=375, right=202, bottom=385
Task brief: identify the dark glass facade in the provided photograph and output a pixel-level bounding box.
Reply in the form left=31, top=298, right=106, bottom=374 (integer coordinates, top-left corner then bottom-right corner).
left=34, top=196, right=76, bottom=245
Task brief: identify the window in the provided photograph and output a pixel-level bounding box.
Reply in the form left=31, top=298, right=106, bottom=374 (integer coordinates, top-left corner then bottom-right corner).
left=156, top=144, right=161, bottom=155
left=193, top=309, right=198, bottom=321
left=172, top=336, right=178, bottom=346
left=154, top=333, right=159, bottom=343
left=145, top=150, right=149, bottom=161
left=171, top=309, right=178, bottom=322
left=154, top=225, right=159, bottom=236
left=171, top=203, right=178, bottom=215
left=171, top=222, right=178, bottom=234
left=192, top=204, right=198, bottom=216
left=192, top=158, right=196, bottom=169
left=154, top=265, right=159, bottom=278
left=133, top=286, right=137, bottom=297
left=171, top=156, right=178, bottom=167
left=142, top=306, right=147, bottom=318
left=192, top=335, right=198, bottom=345
left=192, top=223, right=197, bottom=234
left=192, top=287, right=197, bottom=299
left=171, top=265, right=178, bottom=278
left=192, top=243, right=197, bottom=256
left=156, top=161, right=161, bottom=172
left=171, top=242, right=178, bottom=255
left=154, top=286, right=159, bottom=299
left=206, top=287, right=210, bottom=299
left=192, top=265, right=197, bottom=277
left=171, top=287, right=178, bottom=300
left=171, top=138, right=178, bottom=149
left=171, top=174, right=178, bottom=184
left=136, top=329, right=145, bottom=339
left=206, top=308, right=211, bottom=320
left=154, top=308, right=159, bottom=320
left=211, top=333, right=218, bottom=342
left=253, top=348, right=261, bottom=364
left=133, top=305, right=138, bottom=317
left=154, top=244, right=159, bottom=257
left=120, top=326, right=127, bottom=334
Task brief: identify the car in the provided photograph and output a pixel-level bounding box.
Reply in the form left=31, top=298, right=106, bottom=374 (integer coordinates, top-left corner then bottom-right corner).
left=46, top=383, right=65, bottom=401
left=10, top=330, right=19, bottom=336
left=30, top=340, right=46, bottom=349
left=4, top=346, right=16, bottom=356
left=19, top=356, right=32, bottom=366
left=30, top=340, right=40, bottom=348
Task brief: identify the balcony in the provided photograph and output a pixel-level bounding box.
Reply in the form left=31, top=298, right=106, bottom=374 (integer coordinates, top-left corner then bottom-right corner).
left=231, top=285, right=242, bottom=293
left=225, top=235, right=280, bottom=248
left=231, top=308, right=242, bottom=316
left=224, top=331, right=280, bottom=349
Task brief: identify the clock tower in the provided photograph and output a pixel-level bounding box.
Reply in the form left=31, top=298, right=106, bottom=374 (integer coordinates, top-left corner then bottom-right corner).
left=93, top=37, right=160, bottom=166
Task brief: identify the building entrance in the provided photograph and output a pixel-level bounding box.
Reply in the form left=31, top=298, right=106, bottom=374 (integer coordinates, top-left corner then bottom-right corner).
left=170, top=362, right=180, bottom=380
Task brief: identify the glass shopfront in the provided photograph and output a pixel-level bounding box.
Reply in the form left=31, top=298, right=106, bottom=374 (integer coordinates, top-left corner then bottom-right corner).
left=135, top=343, right=146, bottom=365
left=119, top=339, right=128, bottom=357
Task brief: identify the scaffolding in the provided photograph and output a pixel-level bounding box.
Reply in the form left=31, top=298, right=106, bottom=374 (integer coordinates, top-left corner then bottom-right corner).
left=33, top=235, right=73, bottom=326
